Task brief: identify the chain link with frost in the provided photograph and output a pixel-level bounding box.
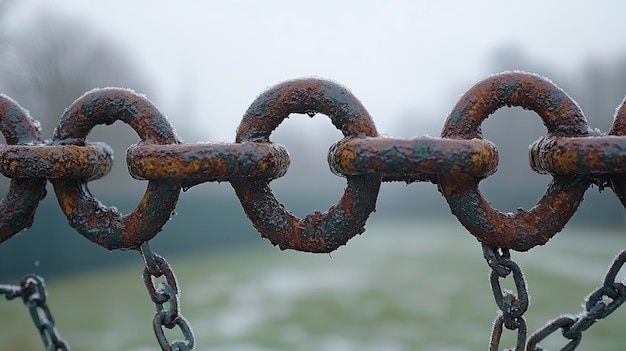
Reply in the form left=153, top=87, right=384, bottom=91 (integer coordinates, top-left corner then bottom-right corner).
left=1, top=71, right=626, bottom=350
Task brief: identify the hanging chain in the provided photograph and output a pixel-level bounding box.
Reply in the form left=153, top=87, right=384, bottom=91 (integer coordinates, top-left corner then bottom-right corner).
left=140, top=242, right=196, bottom=351
left=482, top=244, right=529, bottom=351
left=0, top=274, right=70, bottom=351
left=526, top=249, right=626, bottom=350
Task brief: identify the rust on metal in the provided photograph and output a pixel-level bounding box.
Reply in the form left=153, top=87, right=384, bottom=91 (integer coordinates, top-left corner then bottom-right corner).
left=438, top=71, right=592, bottom=251
left=127, top=141, right=289, bottom=188
left=235, top=79, right=378, bottom=142
left=50, top=88, right=181, bottom=250
left=5, top=70, right=626, bottom=350
left=231, top=78, right=381, bottom=253
left=328, top=136, right=498, bottom=182
left=0, top=95, right=47, bottom=243
left=608, top=99, right=626, bottom=208
left=0, top=71, right=622, bottom=255
left=0, top=142, right=112, bottom=180
left=441, top=71, right=590, bottom=138
left=530, top=135, right=626, bottom=175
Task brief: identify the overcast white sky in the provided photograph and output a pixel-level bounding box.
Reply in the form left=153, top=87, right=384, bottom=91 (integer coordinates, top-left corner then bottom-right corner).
left=8, top=0, right=626, bottom=141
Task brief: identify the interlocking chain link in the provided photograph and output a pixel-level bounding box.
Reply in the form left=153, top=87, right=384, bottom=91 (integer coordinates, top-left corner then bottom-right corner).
left=0, top=95, right=47, bottom=243
left=1, top=71, right=626, bottom=350
left=140, top=242, right=195, bottom=351
left=438, top=73, right=591, bottom=251
left=230, top=79, right=381, bottom=252
left=483, top=245, right=529, bottom=351
left=527, top=249, right=626, bottom=350
left=0, top=275, right=70, bottom=350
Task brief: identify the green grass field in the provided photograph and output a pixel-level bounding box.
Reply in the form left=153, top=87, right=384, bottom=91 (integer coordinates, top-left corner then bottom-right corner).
left=1, top=219, right=625, bottom=351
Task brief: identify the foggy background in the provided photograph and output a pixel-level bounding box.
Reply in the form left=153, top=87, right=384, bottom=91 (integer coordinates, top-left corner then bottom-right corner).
left=0, top=0, right=625, bottom=279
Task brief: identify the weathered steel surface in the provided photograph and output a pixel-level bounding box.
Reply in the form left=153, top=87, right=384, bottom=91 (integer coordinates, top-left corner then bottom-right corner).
left=0, top=143, right=112, bottom=180
left=328, top=136, right=498, bottom=182
left=0, top=71, right=625, bottom=254
left=3, top=70, right=626, bottom=350
left=608, top=99, right=626, bottom=208
left=231, top=78, right=381, bottom=253
left=50, top=88, right=181, bottom=250
left=0, top=95, right=47, bottom=243
left=127, top=141, right=289, bottom=187
left=530, top=135, right=626, bottom=175
left=438, top=72, right=591, bottom=251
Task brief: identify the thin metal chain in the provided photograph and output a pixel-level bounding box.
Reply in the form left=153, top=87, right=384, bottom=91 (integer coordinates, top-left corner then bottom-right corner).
left=140, top=242, right=195, bottom=351
left=0, top=274, right=70, bottom=351
left=526, top=249, right=626, bottom=350
left=482, top=244, right=529, bottom=351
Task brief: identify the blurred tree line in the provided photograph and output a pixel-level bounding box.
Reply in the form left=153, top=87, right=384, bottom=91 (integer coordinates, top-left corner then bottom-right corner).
left=0, top=4, right=624, bottom=280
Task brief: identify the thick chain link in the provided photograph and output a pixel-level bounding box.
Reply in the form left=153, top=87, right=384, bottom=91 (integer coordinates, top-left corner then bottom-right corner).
left=2, top=71, right=626, bottom=350
left=0, top=275, right=70, bottom=350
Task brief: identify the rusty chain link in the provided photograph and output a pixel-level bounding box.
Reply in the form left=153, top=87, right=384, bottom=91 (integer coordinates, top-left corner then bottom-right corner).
left=231, top=79, right=381, bottom=252
left=1, top=71, right=626, bottom=350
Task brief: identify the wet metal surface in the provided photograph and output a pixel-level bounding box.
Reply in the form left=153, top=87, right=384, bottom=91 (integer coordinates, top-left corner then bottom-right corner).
left=50, top=88, right=181, bottom=250
left=127, top=141, right=289, bottom=188
left=0, top=95, right=47, bottom=243
left=438, top=72, right=592, bottom=251
left=1, top=71, right=626, bottom=254
left=530, top=135, right=626, bottom=175
left=329, top=136, right=498, bottom=182
left=5, top=71, right=626, bottom=350
left=608, top=99, right=626, bottom=208
left=0, top=142, right=112, bottom=180
left=231, top=78, right=381, bottom=253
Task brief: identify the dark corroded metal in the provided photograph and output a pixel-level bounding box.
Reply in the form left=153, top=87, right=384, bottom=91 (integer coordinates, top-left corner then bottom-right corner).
left=0, top=95, right=47, bottom=243
left=608, top=99, right=626, bottom=208
left=0, top=142, right=112, bottom=180
left=127, top=141, right=289, bottom=188
left=526, top=316, right=581, bottom=350
left=51, top=88, right=181, bottom=250
left=5, top=70, right=626, bottom=350
left=140, top=243, right=195, bottom=350
left=490, top=314, right=526, bottom=351
left=483, top=245, right=528, bottom=351
left=530, top=135, right=626, bottom=175
left=527, top=250, right=626, bottom=350
left=438, top=72, right=591, bottom=251
left=328, top=136, right=498, bottom=182
left=1, top=275, right=69, bottom=350
left=230, top=78, right=381, bottom=253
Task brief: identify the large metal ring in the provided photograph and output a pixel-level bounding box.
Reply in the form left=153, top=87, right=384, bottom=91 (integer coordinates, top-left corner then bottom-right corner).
left=51, top=88, right=181, bottom=250
left=438, top=71, right=591, bottom=251
left=0, top=95, right=47, bottom=243
left=607, top=99, right=626, bottom=207
left=230, top=78, right=381, bottom=253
